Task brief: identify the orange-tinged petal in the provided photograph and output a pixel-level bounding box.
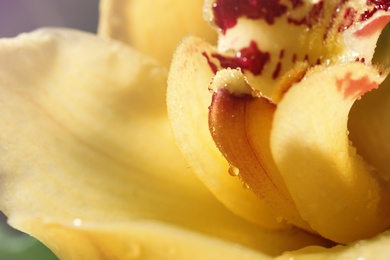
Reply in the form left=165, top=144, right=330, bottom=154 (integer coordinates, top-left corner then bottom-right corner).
left=271, top=62, right=390, bottom=243
left=167, top=36, right=285, bottom=229
left=208, top=86, right=310, bottom=231
left=98, top=0, right=217, bottom=67
left=0, top=29, right=328, bottom=258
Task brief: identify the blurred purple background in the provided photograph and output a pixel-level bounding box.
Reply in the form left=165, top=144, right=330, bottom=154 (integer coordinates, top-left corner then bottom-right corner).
left=0, top=0, right=99, bottom=37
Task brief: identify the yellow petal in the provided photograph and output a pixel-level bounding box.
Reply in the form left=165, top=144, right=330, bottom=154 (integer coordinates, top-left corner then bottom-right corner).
left=271, top=62, right=390, bottom=243
left=167, top=36, right=284, bottom=228
left=98, top=0, right=217, bottom=67
left=348, top=26, right=390, bottom=175
left=208, top=85, right=310, bottom=230
left=10, top=218, right=315, bottom=260
left=0, top=29, right=327, bottom=258
left=277, top=230, right=390, bottom=260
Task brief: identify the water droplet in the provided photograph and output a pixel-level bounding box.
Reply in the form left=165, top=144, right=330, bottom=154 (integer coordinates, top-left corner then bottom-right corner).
left=211, top=126, right=216, bottom=133
left=242, top=182, right=250, bottom=189
left=73, top=218, right=82, bottom=227
left=228, top=165, right=240, bottom=176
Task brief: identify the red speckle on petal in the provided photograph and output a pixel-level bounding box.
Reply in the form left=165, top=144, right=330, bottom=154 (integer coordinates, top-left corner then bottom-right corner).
left=292, top=54, right=297, bottom=63
left=361, top=0, right=390, bottom=21
left=336, top=72, right=379, bottom=99
left=279, top=49, right=285, bottom=59
left=212, top=0, right=289, bottom=34
left=202, top=52, right=219, bottom=74
left=272, top=62, right=282, bottom=79
left=211, top=41, right=270, bottom=75
left=287, top=1, right=324, bottom=28
left=290, top=0, right=304, bottom=8
left=338, top=7, right=358, bottom=32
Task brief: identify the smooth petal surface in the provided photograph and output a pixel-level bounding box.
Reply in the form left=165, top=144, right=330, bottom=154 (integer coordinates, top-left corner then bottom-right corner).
left=348, top=25, right=390, bottom=175
left=277, top=230, right=390, bottom=260
left=98, top=0, right=217, bottom=67
left=0, top=29, right=327, bottom=258
left=208, top=87, right=310, bottom=231
left=167, top=36, right=284, bottom=229
left=349, top=75, right=390, bottom=175
left=11, top=219, right=273, bottom=260
left=271, top=62, right=390, bottom=243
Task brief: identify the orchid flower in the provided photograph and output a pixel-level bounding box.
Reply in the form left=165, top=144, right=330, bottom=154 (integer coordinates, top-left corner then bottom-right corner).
left=0, top=0, right=389, bottom=259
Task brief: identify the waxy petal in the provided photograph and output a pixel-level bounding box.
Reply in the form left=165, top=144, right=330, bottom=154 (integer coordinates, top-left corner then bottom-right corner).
left=10, top=219, right=274, bottom=260
left=0, top=29, right=328, bottom=258
left=167, top=36, right=284, bottom=229
left=348, top=25, right=390, bottom=175
left=208, top=85, right=310, bottom=231
left=271, top=62, right=390, bottom=243
left=349, top=76, right=390, bottom=176
left=278, top=230, right=390, bottom=259
left=98, top=0, right=217, bottom=67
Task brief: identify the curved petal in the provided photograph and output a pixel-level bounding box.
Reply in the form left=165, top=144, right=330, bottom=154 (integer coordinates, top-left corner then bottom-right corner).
left=167, top=36, right=285, bottom=229
left=98, top=0, right=217, bottom=67
left=348, top=26, right=390, bottom=175
left=10, top=218, right=311, bottom=260
left=349, top=75, right=390, bottom=175
left=208, top=85, right=310, bottom=231
left=271, top=62, right=390, bottom=243
left=0, top=29, right=328, bottom=258
left=277, top=230, right=390, bottom=260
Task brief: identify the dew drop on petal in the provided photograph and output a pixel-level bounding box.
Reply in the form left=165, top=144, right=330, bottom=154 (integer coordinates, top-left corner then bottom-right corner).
left=72, top=218, right=82, bottom=227
left=228, top=164, right=240, bottom=176
left=242, top=182, right=250, bottom=189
